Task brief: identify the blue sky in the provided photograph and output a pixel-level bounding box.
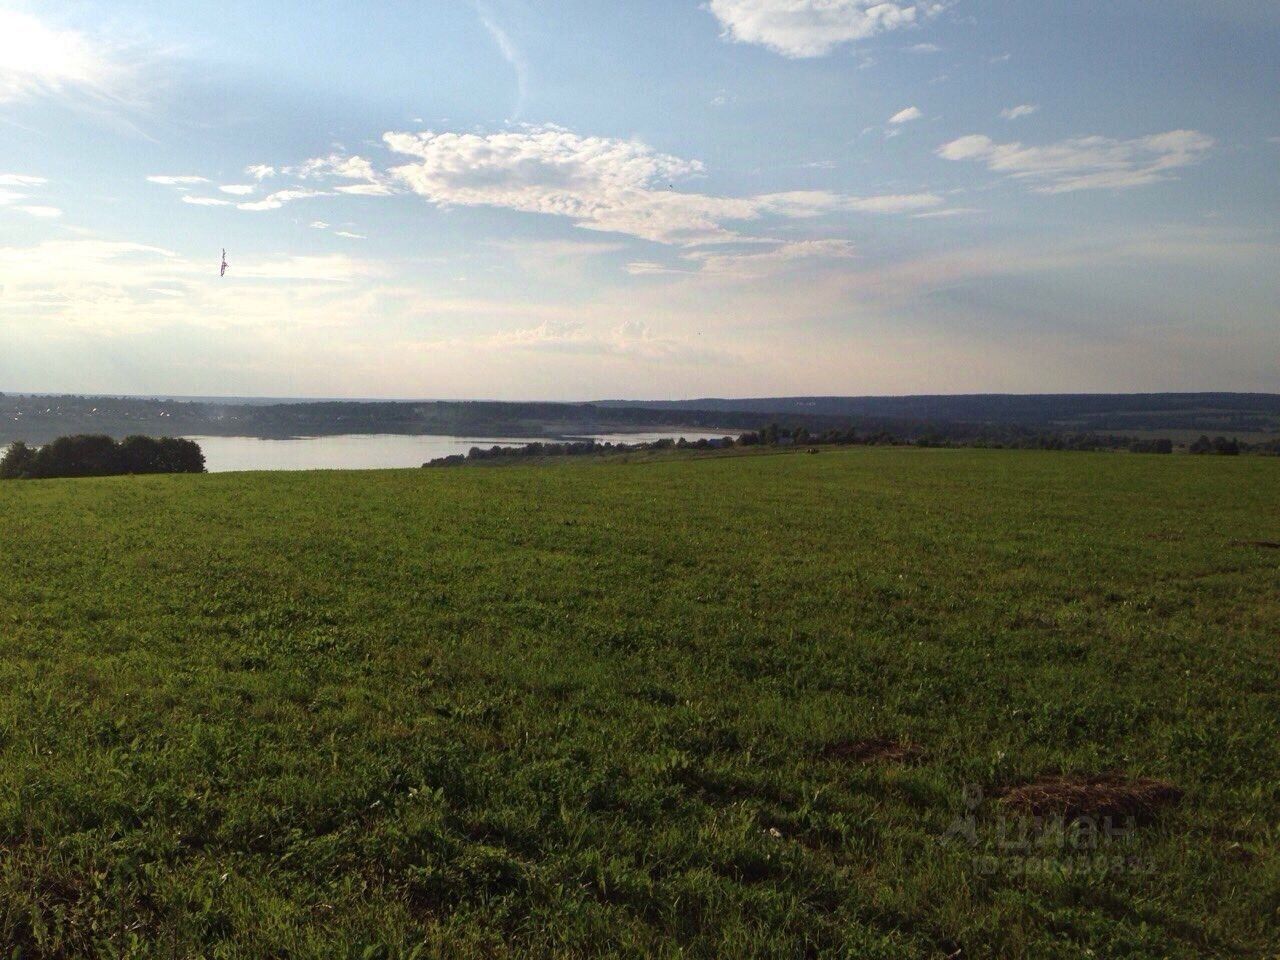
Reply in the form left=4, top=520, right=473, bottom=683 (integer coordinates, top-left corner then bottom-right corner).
left=0, top=0, right=1276, bottom=399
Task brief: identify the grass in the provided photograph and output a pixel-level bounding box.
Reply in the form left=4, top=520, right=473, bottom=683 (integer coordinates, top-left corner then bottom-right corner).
left=0, top=447, right=1276, bottom=958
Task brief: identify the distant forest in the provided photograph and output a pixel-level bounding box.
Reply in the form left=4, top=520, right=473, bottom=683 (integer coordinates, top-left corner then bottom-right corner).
left=599, top=393, right=1280, bottom=437
left=2, top=391, right=1278, bottom=450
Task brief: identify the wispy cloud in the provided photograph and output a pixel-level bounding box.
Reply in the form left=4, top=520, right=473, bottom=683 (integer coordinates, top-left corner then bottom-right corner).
left=148, top=175, right=208, bottom=187
left=1000, top=104, right=1038, bottom=120
left=475, top=2, right=530, bottom=119
left=889, top=106, right=923, bottom=124
left=16, top=205, right=62, bottom=218
left=0, top=174, right=48, bottom=188
left=0, top=10, right=117, bottom=103
left=236, top=189, right=329, bottom=212
left=938, top=129, right=1213, bottom=193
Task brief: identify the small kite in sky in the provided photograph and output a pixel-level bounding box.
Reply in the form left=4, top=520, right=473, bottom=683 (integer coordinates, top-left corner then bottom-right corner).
left=220, top=249, right=228, bottom=277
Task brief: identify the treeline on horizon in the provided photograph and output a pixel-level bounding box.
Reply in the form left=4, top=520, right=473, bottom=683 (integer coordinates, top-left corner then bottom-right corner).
left=601, top=392, right=1280, bottom=434
left=5, top=391, right=1280, bottom=446
left=0, top=435, right=205, bottom=480
left=427, top=424, right=1273, bottom=467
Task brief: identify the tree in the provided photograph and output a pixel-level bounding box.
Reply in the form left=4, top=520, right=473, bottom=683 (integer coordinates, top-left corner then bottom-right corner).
left=0, top=441, right=36, bottom=479
left=1, top=435, right=206, bottom=480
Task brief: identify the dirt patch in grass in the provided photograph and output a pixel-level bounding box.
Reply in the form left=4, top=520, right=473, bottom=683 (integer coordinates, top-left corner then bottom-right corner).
left=1232, top=539, right=1280, bottom=550
left=998, top=773, right=1182, bottom=821
left=819, top=737, right=922, bottom=764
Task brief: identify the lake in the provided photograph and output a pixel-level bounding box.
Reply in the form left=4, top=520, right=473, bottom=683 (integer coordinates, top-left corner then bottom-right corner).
left=185, top=432, right=734, bottom=472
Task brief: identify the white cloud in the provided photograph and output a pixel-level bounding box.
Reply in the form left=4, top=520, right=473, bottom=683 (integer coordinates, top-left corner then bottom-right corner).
left=912, top=206, right=980, bottom=218
left=0, top=10, right=120, bottom=103
left=707, top=0, right=943, bottom=58
left=290, top=153, right=393, bottom=196
left=688, top=239, right=858, bottom=277
left=245, top=164, right=276, bottom=180
left=334, top=231, right=367, bottom=240
left=0, top=240, right=185, bottom=332
left=1000, top=104, right=1038, bottom=120
left=848, top=193, right=942, bottom=213
left=148, top=175, right=209, bottom=187
left=909, top=42, right=941, bottom=52
left=182, top=195, right=232, bottom=206
left=219, top=184, right=256, bottom=195
left=476, top=2, right=529, bottom=118
left=625, top=260, right=683, bottom=276
left=480, top=318, right=688, bottom=360
left=310, top=221, right=331, bottom=230
left=0, top=174, right=48, bottom=188
left=232, top=255, right=381, bottom=283
left=889, top=106, right=923, bottom=124
left=384, top=127, right=748, bottom=244
left=16, top=205, right=63, bottom=218
left=382, top=127, right=940, bottom=244
left=937, top=129, right=1214, bottom=193
left=236, top=189, right=329, bottom=212
left=335, top=183, right=393, bottom=196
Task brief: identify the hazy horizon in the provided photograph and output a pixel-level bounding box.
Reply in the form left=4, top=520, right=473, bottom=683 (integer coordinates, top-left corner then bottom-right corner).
left=2, top=1, right=1278, bottom=399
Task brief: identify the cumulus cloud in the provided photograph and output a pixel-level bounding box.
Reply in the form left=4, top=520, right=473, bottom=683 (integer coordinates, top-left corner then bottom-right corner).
left=889, top=106, right=923, bottom=124
left=245, top=164, right=276, bottom=180
left=383, top=127, right=940, bottom=243
left=383, top=127, right=749, bottom=244
left=937, top=129, right=1214, bottom=193
left=1000, top=104, right=1038, bottom=120
left=290, top=154, right=393, bottom=195
left=706, top=0, right=943, bottom=58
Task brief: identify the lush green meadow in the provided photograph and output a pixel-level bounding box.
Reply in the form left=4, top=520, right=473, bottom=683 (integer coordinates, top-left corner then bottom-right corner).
left=0, top=448, right=1276, bottom=958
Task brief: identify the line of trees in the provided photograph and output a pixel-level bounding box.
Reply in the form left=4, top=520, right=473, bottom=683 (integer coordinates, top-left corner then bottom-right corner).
left=1188, top=435, right=1241, bottom=456
left=0, top=435, right=205, bottom=480
left=425, top=422, right=1277, bottom=467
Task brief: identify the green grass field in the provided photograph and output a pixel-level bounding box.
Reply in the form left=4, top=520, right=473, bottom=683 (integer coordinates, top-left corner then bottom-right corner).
left=0, top=448, right=1276, bottom=958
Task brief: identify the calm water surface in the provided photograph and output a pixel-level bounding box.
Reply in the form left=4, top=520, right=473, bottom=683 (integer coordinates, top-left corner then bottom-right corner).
left=187, top=432, right=733, bottom=473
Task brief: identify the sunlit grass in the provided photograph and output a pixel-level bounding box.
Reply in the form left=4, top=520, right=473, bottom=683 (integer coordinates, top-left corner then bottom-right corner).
left=0, top=448, right=1276, bottom=957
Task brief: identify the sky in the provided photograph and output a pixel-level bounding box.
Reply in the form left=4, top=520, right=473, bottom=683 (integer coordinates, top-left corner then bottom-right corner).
left=0, top=0, right=1277, bottom=400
